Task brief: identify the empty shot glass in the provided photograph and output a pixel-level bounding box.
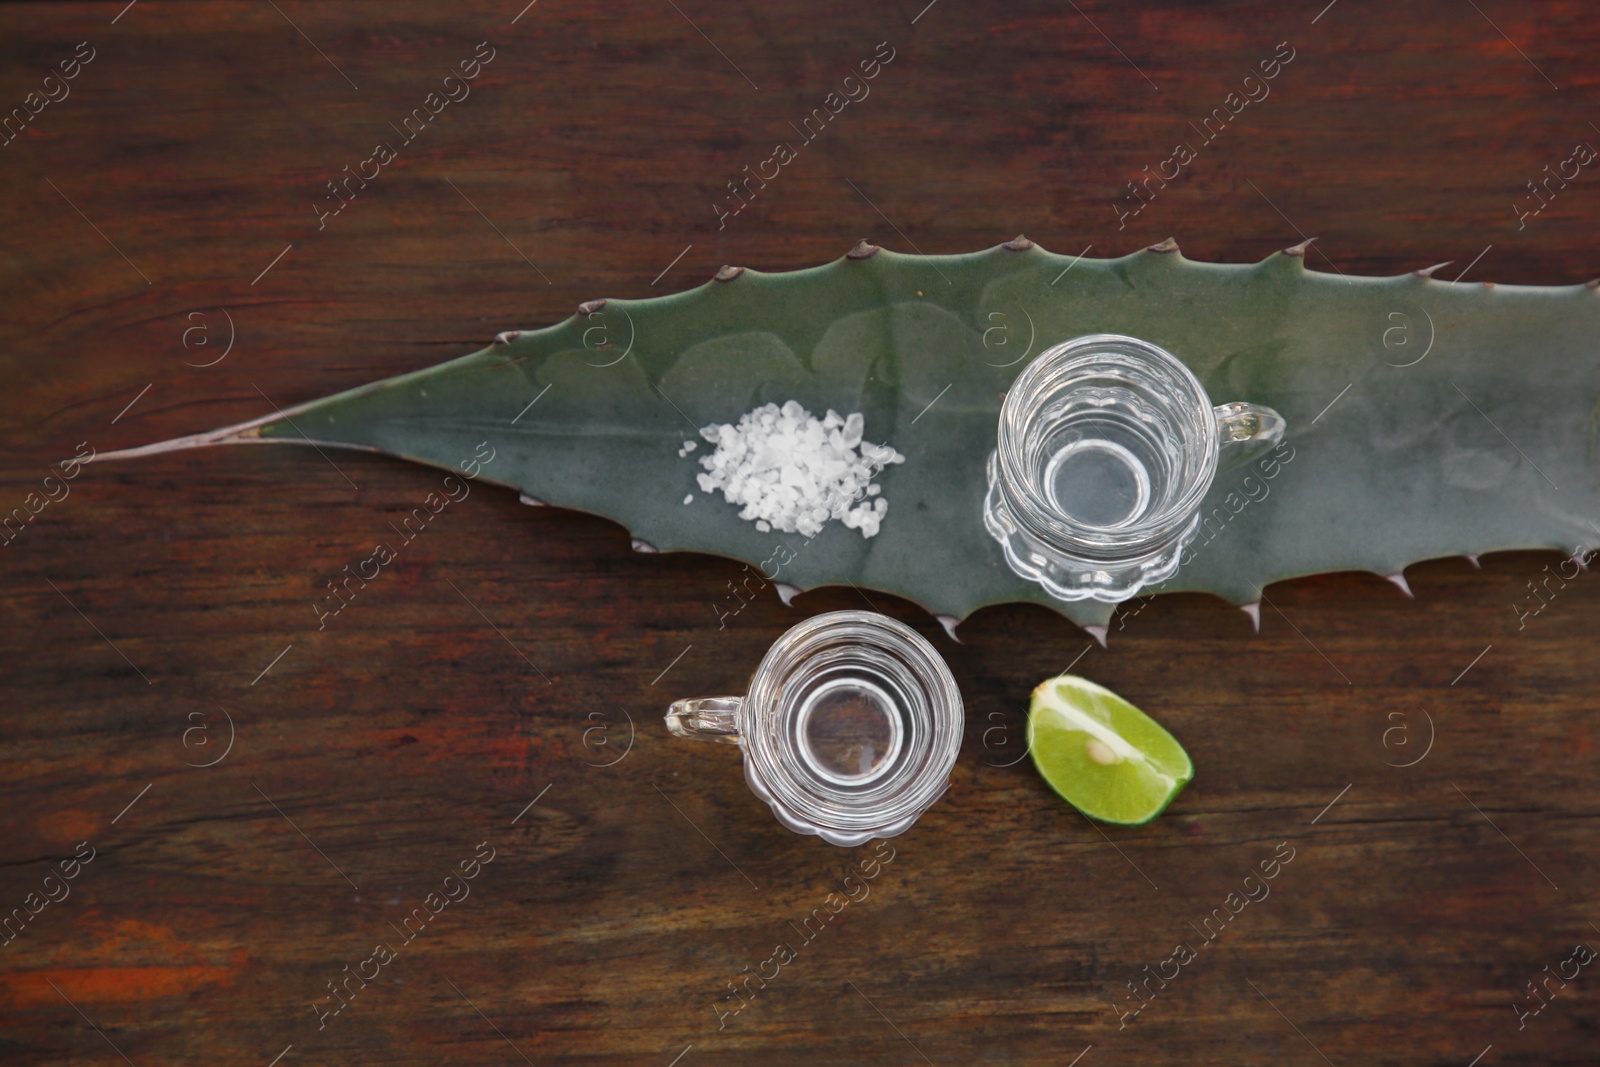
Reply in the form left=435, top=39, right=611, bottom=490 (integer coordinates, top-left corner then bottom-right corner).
left=665, top=610, right=963, bottom=847
left=984, top=333, right=1285, bottom=603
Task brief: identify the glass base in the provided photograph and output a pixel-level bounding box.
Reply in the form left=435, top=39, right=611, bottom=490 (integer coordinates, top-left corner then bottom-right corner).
left=743, top=760, right=929, bottom=847
left=983, top=452, right=1195, bottom=603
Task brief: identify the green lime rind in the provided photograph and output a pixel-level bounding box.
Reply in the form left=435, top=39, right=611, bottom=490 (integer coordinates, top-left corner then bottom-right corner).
left=1027, top=674, right=1194, bottom=826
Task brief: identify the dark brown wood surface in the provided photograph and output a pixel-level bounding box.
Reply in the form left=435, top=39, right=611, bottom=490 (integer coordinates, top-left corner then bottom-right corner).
left=2, top=2, right=1598, bottom=1064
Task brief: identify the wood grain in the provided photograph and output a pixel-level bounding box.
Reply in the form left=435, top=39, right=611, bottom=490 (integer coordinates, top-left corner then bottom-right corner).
left=1, top=2, right=1597, bottom=1064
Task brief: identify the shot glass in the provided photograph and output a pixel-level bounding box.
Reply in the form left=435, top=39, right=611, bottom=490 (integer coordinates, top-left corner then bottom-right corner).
left=665, top=610, right=963, bottom=847
left=984, top=333, right=1285, bottom=603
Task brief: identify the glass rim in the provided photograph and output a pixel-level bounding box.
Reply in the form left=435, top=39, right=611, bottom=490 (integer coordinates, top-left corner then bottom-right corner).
left=743, top=609, right=963, bottom=842
left=996, top=333, right=1220, bottom=548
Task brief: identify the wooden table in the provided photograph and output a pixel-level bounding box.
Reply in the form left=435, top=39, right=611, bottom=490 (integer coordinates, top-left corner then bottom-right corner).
left=2, top=2, right=1596, bottom=1064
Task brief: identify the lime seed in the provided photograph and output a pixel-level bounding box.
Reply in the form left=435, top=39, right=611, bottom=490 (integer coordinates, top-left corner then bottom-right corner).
left=1085, top=737, right=1118, bottom=765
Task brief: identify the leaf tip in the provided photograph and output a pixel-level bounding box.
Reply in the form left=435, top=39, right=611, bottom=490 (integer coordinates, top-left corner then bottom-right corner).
left=1002, top=234, right=1036, bottom=252
left=1587, top=278, right=1600, bottom=289
left=494, top=330, right=524, bottom=346
left=1085, top=623, right=1109, bottom=648
left=1239, top=600, right=1262, bottom=633
left=713, top=264, right=745, bottom=282
left=1464, top=553, right=1481, bottom=569
left=774, top=581, right=802, bottom=606
left=1145, top=237, right=1180, bottom=255
left=1281, top=237, right=1315, bottom=258
left=95, top=420, right=265, bottom=463
left=1413, top=260, right=1454, bottom=279
left=519, top=493, right=547, bottom=507
left=1384, top=571, right=1415, bottom=598
left=935, top=614, right=963, bottom=642
left=630, top=538, right=659, bottom=554
left=846, top=239, right=881, bottom=260
left=577, top=299, right=607, bottom=315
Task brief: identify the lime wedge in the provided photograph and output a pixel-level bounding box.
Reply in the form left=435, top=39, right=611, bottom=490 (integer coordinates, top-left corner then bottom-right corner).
left=1027, top=674, right=1193, bottom=825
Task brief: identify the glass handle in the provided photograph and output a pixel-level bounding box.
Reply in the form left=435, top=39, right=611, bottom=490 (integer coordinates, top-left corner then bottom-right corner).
left=665, top=697, right=744, bottom=745
left=1213, top=401, right=1286, bottom=473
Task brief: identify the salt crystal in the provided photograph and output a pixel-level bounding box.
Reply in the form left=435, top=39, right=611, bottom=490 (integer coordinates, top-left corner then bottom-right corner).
left=843, top=412, right=864, bottom=448
left=686, top=401, right=905, bottom=539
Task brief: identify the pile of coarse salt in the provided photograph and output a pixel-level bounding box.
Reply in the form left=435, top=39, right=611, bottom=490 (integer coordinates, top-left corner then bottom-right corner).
left=683, top=401, right=905, bottom=538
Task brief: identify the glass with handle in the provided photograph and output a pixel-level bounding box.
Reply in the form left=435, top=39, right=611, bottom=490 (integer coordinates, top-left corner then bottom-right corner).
left=984, top=333, right=1286, bottom=603
left=666, top=610, right=963, bottom=847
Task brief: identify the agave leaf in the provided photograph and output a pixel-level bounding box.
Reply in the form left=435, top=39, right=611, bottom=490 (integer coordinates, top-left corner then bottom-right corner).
left=105, top=240, right=1600, bottom=634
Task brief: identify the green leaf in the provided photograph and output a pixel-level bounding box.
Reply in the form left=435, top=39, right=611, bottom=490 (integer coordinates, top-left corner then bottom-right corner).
left=105, top=240, right=1600, bottom=634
